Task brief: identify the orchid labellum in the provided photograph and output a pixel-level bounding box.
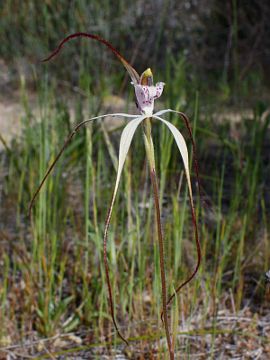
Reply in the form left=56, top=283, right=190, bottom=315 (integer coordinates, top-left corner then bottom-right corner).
left=29, top=33, right=201, bottom=359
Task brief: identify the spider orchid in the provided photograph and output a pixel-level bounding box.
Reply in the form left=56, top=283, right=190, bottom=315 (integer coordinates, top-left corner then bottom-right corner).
left=29, top=33, right=201, bottom=360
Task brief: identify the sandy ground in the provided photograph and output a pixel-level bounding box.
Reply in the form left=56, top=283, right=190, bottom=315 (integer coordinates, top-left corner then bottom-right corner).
left=0, top=57, right=137, bottom=151
left=0, top=58, right=29, bottom=149
left=0, top=92, right=34, bottom=149
left=0, top=89, right=136, bottom=151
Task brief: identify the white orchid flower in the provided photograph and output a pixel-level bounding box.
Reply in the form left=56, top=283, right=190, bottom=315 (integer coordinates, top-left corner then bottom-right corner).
left=29, top=33, right=201, bottom=360
left=132, top=70, right=165, bottom=116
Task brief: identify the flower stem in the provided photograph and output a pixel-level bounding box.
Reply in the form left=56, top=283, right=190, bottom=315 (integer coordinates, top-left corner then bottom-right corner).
left=143, top=118, right=174, bottom=360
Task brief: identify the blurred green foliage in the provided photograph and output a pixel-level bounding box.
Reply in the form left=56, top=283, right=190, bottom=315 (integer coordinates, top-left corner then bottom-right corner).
left=1, top=0, right=269, bottom=96
left=0, top=0, right=270, bottom=357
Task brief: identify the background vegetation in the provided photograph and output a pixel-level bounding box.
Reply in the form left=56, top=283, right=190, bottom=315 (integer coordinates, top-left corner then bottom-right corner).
left=0, top=0, right=269, bottom=358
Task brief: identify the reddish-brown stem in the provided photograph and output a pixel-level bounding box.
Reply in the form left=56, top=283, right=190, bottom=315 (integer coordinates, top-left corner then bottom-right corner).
left=178, top=111, right=202, bottom=201
left=28, top=117, right=97, bottom=219
left=161, top=111, right=202, bottom=322
left=103, top=195, right=128, bottom=345
left=150, top=169, right=174, bottom=360
left=42, top=32, right=139, bottom=84
left=162, top=193, right=201, bottom=320
left=180, top=111, right=213, bottom=210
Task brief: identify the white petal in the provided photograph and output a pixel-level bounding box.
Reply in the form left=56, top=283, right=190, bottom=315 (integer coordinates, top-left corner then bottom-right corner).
left=106, top=114, right=147, bottom=220
left=152, top=108, right=173, bottom=117
left=87, top=112, right=139, bottom=120
left=153, top=82, right=165, bottom=100
left=152, top=114, right=193, bottom=206
left=29, top=112, right=140, bottom=216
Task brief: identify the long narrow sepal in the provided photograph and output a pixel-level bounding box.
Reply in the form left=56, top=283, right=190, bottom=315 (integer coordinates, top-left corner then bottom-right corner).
left=103, top=115, right=146, bottom=344
left=152, top=114, right=201, bottom=319
left=28, top=113, right=138, bottom=218
left=154, top=109, right=203, bottom=200
left=42, top=32, right=140, bottom=84
left=153, top=115, right=193, bottom=202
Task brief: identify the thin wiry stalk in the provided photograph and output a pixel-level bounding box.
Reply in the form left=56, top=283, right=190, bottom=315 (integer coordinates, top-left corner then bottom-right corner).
left=41, top=32, right=140, bottom=84
left=161, top=111, right=202, bottom=321
left=180, top=110, right=215, bottom=211
left=28, top=117, right=94, bottom=218
left=163, top=192, right=201, bottom=317
left=178, top=111, right=202, bottom=200
left=28, top=113, right=132, bottom=344
left=150, top=168, right=174, bottom=360
left=103, top=195, right=128, bottom=345
left=28, top=113, right=136, bottom=218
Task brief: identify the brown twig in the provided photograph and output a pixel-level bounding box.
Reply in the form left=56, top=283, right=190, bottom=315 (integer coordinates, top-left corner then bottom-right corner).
left=28, top=117, right=96, bottom=219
